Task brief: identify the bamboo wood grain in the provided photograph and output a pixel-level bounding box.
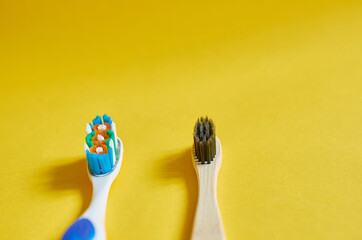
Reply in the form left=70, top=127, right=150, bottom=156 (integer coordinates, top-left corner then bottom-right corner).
left=191, top=137, right=226, bottom=240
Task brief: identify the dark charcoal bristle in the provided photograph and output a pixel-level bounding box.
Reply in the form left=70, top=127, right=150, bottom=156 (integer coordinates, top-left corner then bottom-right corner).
left=193, top=116, right=216, bottom=164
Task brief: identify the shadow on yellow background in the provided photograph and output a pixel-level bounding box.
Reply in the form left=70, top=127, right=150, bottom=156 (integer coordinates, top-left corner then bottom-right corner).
left=158, top=149, right=198, bottom=240
left=42, top=151, right=198, bottom=240
left=43, top=158, right=93, bottom=217
left=40, top=158, right=93, bottom=239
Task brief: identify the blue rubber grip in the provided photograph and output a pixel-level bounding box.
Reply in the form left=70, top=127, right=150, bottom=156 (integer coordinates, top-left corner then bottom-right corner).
left=62, top=218, right=95, bottom=240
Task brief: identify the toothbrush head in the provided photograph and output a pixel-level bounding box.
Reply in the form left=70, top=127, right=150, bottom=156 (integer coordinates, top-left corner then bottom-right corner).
left=193, top=116, right=216, bottom=164
left=84, top=115, right=122, bottom=176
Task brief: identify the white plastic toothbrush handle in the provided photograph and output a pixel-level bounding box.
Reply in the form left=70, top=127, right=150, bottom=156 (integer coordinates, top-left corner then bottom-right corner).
left=62, top=137, right=123, bottom=240
left=82, top=179, right=112, bottom=240
left=62, top=179, right=112, bottom=240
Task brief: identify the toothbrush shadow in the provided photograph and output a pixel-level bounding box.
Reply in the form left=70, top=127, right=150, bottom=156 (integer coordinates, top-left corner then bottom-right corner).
left=160, top=149, right=198, bottom=240
left=45, top=158, right=92, bottom=216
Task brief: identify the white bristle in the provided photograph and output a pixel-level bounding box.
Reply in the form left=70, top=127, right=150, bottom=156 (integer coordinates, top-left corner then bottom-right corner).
left=111, top=122, right=116, bottom=132
left=109, top=139, right=116, bottom=165
left=86, top=124, right=92, bottom=134
left=96, top=147, right=103, bottom=154
left=111, top=122, right=118, bottom=148
left=98, top=124, right=107, bottom=131
left=84, top=143, right=89, bottom=152
left=97, top=134, right=105, bottom=144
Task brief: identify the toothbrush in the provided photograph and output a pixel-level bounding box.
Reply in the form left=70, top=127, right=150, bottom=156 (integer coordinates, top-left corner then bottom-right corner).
left=191, top=117, right=226, bottom=240
left=62, top=115, right=124, bottom=240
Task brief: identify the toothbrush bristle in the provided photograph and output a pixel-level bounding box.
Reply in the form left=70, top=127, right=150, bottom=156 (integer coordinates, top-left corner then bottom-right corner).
left=97, top=134, right=105, bottom=144
left=193, top=116, right=216, bottom=164
left=98, top=124, right=107, bottom=131
left=85, top=115, right=118, bottom=175
left=96, top=147, right=103, bottom=154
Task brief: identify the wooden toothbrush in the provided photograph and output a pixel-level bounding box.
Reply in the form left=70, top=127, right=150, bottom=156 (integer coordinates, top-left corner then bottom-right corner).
left=191, top=117, right=226, bottom=240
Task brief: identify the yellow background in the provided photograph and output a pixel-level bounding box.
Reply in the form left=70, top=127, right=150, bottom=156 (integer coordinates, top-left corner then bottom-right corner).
left=0, top=0, right=361, bottom=239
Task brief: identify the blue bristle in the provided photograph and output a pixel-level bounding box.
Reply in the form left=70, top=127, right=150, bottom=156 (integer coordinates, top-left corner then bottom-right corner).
left=103, top=153, right=111, bottom=172
left=108, top=147, right=114, bottom=169
left=99, top=154, right=111, bottom=174
left=89, top=122, right=93, bottom=130
left=90, top=153, right=101, bottom=175
left=62, top=218, right=95, bottom=240
left=92, top=115, right=102, bottom=125
left=98, top=154, right=105, bottom=173
left=103, top=114, right=112, bottom=124
left=86, top=150, right=96, bottom=174
left=85, top=150, right=94, bottom=172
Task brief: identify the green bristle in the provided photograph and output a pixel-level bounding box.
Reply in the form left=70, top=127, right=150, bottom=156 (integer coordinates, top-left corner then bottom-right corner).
left=193, top=117, right=216, bottom=164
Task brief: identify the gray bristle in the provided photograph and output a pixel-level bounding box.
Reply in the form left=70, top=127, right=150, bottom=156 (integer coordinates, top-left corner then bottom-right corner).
left=193, top=116, right=216, bottom=164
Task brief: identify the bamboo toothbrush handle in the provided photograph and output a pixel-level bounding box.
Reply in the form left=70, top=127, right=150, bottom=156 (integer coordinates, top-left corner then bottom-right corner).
left=192, top=166, right=226, bottom=240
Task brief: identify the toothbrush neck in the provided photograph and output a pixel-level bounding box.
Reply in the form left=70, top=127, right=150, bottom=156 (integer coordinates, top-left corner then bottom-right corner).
left=196, top=166, right=219, bottom=201
left=84, top=182, right=112, bottom=223
left=199, top=178, right=218, bottom=200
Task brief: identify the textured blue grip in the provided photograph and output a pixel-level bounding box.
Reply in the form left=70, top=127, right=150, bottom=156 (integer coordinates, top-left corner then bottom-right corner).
left=62, top=218, right=95, bottom=240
